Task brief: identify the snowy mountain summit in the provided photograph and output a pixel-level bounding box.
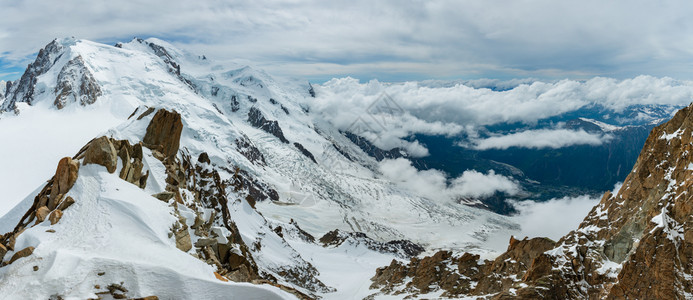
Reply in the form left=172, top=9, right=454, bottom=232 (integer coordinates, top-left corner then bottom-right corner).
left=0, top=38, right=522, bottom=299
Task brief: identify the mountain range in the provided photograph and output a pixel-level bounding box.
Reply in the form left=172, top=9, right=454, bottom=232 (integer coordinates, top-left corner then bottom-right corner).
left=0, top=37, right=690, bottom=299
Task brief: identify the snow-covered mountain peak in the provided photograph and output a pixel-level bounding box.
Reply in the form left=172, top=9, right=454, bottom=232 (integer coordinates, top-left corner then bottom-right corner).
left=0, top=37, right=524, bottom=299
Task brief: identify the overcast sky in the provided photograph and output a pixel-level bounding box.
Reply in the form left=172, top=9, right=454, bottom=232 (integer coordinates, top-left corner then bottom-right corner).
left=1, top=0, right=693, bottom=82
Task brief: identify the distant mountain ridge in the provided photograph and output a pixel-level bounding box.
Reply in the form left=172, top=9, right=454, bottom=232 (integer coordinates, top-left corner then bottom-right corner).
left=370, top=96, right=693, bottom=299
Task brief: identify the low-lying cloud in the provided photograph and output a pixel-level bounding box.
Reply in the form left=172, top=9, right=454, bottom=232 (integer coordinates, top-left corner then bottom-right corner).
left=378, top=158, right=520, bottom=201
left=470, top=129, right=613, bottom=150
left=315, top=76, right=692, bottom=127
left=510, top=195, right=600, bottom=241
left=310, top=76, right=688, bottom=155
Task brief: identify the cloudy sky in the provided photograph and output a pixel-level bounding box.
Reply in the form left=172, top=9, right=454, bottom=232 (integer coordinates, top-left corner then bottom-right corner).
left=1, top=0, right=693, bottom=82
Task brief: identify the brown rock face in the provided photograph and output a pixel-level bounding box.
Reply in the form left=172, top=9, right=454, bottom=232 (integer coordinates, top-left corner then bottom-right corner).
left=174, top=226, right=192, bottom=252
left=371, top=104, right=693, bottom=299
left=49, top=209, right=63, bottom=225
left=54, top=55, right=102, bottom=109
left=143, top=109, right=183, bottom=159
left=371, top=237, right=554, bottom=298
left=35, top=206, right=50, bottom=223
left=8, top=246, right=34, bottom=264
left=57, top=196, right=75, bottom=211
left=0, top=243, right=7, bottom=262
left=51, top=157, right=79, bottom=199
left=113, top=139, right=149, bottom=189
left=82, top=136, right=118, bottom=173
left=75, top=137, right=149, bottom=188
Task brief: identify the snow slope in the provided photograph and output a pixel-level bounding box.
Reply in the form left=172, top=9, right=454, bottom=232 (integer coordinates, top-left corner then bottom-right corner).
left=0, top=38, right=521, bottom=254
left=0, top=38, right=527, bottom=298
left=0, top=163, right=296, bottom=299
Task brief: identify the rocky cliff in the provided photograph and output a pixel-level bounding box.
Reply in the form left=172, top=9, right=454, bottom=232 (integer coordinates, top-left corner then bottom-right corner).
left=1, top=38, right=102, bottom=113
left=370, top=104, right=693, bottom=299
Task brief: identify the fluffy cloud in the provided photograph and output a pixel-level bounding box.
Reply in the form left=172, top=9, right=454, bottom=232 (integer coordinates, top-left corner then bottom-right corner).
left=1, top=1, right=693, bottom=81
left=470, top=129, right=613, bottom=150
left=315, top=76, right=693, bottom=128
left=310, top=83, right=463, bottom=155
left=378, top=158, right=520, bottom=201
left=449, top=169, right=521, bottom=198
left=509, top=182, right=621, bottom=240
left=509, top=195, right=600, bottom=241
left=311, top=76, right=691, bottom=152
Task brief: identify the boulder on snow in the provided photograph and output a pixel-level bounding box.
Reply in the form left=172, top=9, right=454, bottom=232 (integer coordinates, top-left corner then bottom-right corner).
left=173, top=217, right=192, bottom=252
left=57, top=196, right=75, bottom=211
left=47, top=193, right=63, bottom=211
left=152, top=192, right=175, bottom=202
left=49, top=209, right=63, bottom=225
left=8, top=246, right=34, bottom=264
left=143, top=109, right=183, bottom=159
left=51, top=157, right=79, bottom=199
left=175, top=229, right=192, bottom=252
left=194, top=238, right=217, bottom=248
left=82, top=136, right=118, bottom=173
left=35, top=206, right=50, bottom=223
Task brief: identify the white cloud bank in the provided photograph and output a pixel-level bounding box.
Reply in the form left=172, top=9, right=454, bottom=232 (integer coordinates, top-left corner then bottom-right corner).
left=510, top=195, right=600, bottom=241
left=470, top=129, right=613, bottom=150
left=311, top=75, right=689, bottom=153
left=378, top=158, right=520, bottom=201
left=315, top=76, right=692, bottom=127
left=509, top=182, right=622, bottom=241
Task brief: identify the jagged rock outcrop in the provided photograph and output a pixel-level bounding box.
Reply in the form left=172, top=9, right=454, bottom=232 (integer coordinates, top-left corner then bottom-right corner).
left=308, top=83, right=316, bottom=98
left=230, top=95, right=240, bottom=112
left=319, top=229, right=424, bottom=259
left=54, top=55, right=102, bottom=109
left=247, top=107, right=289, bottom=144
left=293, top=142, right=317, bottom=163
left=80, top=136, right=118, bottom=173
left=178, top=152, right=260, bottom=281
left=0, top=107, right=316, bottom=298
left=0, top=157, right=79, bottom=265
left=235, top=135, right=267, bottom=166
left=370, top=103, right=693, bottom=299
left=0, top=134, right=153, bottom=267
left=223, top=166, right=279, bottom=204
left=370, top=236, right=553, bottom=298
left=132, top=38, right=195, bottom=90
left=143, top=108, right=183, bottom=159
left=1, top=39, right=65, bottom=112
left=52, top=157, right=80, bottom=200
left=113, top=140, right=150, bottom=189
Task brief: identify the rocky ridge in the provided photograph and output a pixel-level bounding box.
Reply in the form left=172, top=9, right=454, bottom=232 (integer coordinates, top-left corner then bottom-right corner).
left=0, top=108, right=303, bottom=299
left=0, top=37, right=532, bottom=299
left=0, top=106, right=424, bottom=299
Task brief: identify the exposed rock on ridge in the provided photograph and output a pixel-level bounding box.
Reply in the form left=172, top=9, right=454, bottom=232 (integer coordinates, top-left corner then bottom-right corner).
left=1, top=39, right=65, bottom=112
left=143, top=108, right=184, bottom=159
left=248, top=107, right=289, bottom=144
left=54, top=55, right=102, bottom=109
